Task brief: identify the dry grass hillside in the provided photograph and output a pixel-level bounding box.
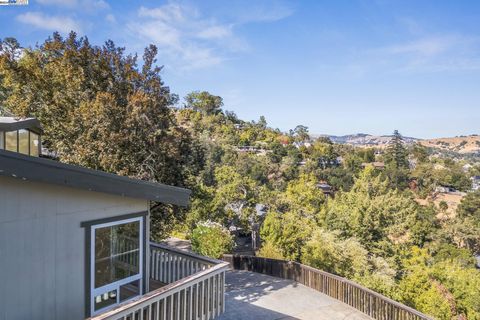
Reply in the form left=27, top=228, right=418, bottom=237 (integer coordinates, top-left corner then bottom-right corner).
left=419, top=135, right=480, bottom=154
left=416, top=192, right=465, bottom=219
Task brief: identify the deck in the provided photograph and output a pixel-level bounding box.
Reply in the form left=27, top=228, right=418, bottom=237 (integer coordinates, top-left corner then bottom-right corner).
left=219, top=270, right=372, bottom=320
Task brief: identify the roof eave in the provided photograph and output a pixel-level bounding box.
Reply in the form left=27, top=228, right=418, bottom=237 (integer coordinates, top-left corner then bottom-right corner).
left=0, top=150, right=191, bottom=206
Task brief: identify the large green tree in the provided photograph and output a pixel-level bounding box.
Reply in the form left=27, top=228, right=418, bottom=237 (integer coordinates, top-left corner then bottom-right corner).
left=384, top=130, right=410, bottom=189
left=184, top=91, right=223, bottom=115
left=0, top=33, right=200, bottom=239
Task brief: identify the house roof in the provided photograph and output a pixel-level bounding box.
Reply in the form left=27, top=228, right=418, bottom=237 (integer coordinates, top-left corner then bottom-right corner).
left=0, top=149, right=191, bottom=206
left=0, top=117, right=43, bottom=134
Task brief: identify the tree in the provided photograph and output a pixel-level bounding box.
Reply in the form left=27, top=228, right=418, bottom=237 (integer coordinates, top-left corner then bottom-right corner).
left=397, top=247, right=480, bottom=319
left=184, top=91, right=223, bottom=115
left=257, top=115, right=267, bottom=129
left=301, top=229, right=368, bottom=278
left=290, top=125, right=310, bottom=143
left=281, top=173, right=326, bottom=216
left=444, top=190, right=480, bottom=252
left=305, top=138, right=338, bottom=170
left=260, top=210, right=313, bottom=261
left=0, top=33, right=198, bottom=238
left=439, top=201, right=449, bottom=214
left=191, top=221, right=234, bottom=258
left=411, top=143, right=429, bottom=163
left=385, top=130, right=409, bottom=168
left=322, top=167, right=422, bottom=252
left=384, top=130, right=410, bottom=189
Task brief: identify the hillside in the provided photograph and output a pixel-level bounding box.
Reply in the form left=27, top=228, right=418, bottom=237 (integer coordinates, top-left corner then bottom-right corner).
left=419, top=135, right=480, bottom=154
left=316, top=133, right=480, bottom=155
left=318, top=133, right=418, bottom=146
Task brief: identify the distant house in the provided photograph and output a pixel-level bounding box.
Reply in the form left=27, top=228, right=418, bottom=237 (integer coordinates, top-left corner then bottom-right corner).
left=472, top=176, right=480, bottom=191
left=435, top=185, right=460, bottom=194
left=361, top=161, right=385, bottom=170
left=463, top=163, right=473, bottom=173
left=293, top=141, right=312, bottom=149
left=317, top=182, right=333, bottom=197
left=235, top=146, right=269, bottom=155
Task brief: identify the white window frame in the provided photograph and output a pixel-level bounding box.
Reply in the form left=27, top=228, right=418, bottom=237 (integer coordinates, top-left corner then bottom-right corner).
left=90, top=216, right=144, bottom=316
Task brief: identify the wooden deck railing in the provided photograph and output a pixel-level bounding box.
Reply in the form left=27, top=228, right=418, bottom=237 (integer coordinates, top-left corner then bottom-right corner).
left=150, top=243, right=216, bottom=285
left=223, top=254, right=433, bottom=320
left=87, top=243, right=229, bottom=320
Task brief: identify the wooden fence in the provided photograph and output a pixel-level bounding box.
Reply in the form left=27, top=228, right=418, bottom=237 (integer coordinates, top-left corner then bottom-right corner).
left=223, top=254, right=433, bottom=320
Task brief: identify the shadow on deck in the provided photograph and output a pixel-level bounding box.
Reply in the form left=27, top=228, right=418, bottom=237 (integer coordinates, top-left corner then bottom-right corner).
left=218, top=271, right=372, bottom=320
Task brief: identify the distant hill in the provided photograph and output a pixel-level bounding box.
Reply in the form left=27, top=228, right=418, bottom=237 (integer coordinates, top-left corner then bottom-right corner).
left=420, top=135, right=480, bottom=154
left=313, top=133, right=480, bottom=155
left=315, top=133, right=418, bottom=146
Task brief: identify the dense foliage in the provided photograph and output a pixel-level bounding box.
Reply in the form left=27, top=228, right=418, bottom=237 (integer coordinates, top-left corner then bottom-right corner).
left=2, top=34, right=480, bottom=319
left=0, top=34, right=201, bottom=239
left=190, top=221, right=234, bottom=259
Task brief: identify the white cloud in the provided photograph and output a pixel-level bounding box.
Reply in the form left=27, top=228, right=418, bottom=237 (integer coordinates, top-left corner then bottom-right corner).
left=16, top=12, right=82, bottom=33
left=385, top=35, right=470, bottom=57
left=128, top=3, right=239, bottom=70
left=197, top=25, right=232, bottom=40
left=127, top=1, right=291, bottom=71
left=369, top=34, right=480, bottom=73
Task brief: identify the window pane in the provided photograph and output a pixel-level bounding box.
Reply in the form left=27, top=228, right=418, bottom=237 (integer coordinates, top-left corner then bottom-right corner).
left=29, top=132, right=39, bottom=156
left=0, top=131, right=4, bottom=149
left=94, top=289, right=117, bottom=311
left=94, top=221, right=140, bottom=288
left=5, top=131, right=17, bottom=152
left=120, top=280, right=140, bottom=302
left=18, top=130, right=29, bottom=155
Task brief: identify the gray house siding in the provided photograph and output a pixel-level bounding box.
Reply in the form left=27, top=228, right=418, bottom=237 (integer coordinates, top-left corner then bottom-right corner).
left=0, top=176, right=148, bottom=320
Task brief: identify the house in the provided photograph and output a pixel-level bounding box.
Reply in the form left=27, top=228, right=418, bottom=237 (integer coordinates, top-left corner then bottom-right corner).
left=361, top=161, right=385, bottom=170
left=472, top=176, right=480, bottom=191
left=0, top=119, right=228, bottom=320
left=0, top=116, right=42, bottom=156
left=293, top=141, right=312, bottom=149
left=317, top=182, right=333, bottom=197
left=434, top=185, right=467, bottom=196
left=463, top=163, right=473, bottom=173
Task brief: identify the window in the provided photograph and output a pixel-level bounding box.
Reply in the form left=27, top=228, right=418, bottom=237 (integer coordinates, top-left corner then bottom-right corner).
left=18, top=129, right=29, bottom=155
left=5, top=131, right=17, bottom=152
left=90, top=217, right=143, bottom=315
left=29, top=132, right=39, bottom=156
left=1, top=130, right=41, bottom=156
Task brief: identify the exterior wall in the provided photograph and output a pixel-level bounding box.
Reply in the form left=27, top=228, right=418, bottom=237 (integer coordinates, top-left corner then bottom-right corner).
left=0, top=176, right=148, bottom=320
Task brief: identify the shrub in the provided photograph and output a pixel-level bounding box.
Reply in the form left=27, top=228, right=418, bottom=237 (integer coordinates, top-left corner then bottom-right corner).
left=257, top=241, right=285, bottom=260
left=191, top=221, right=234, bottom=259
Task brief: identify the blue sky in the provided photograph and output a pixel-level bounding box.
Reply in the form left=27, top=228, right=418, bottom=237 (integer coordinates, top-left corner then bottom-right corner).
left=1, top=0, right=480, bottom=138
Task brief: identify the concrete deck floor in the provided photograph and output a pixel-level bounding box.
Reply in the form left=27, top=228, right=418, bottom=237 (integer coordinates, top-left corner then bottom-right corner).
left=219, top=271, right=373, bottom=320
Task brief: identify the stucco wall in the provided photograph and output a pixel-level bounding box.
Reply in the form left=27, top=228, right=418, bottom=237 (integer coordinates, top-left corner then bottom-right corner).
left=0, top=176, right=148, bottom=320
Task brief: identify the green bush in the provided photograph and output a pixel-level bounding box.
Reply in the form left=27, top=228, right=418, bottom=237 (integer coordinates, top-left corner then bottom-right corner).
left=191, top=221, right=234, bottom=259
left=257, top=241, right=285, bottom=260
